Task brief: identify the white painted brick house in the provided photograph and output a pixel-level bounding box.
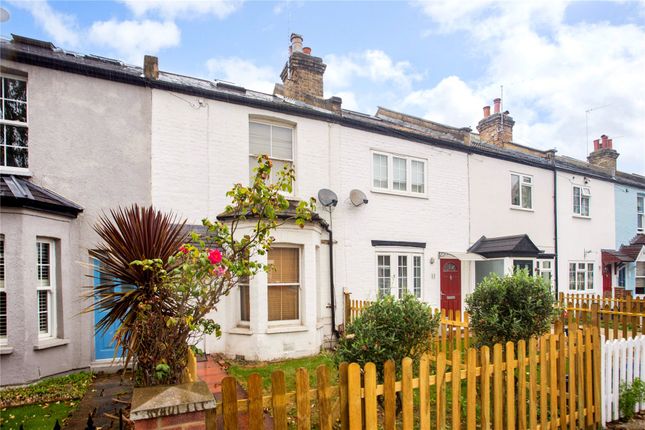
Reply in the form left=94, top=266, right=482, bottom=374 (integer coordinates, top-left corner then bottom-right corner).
left=1, top=33, right=643, bottom=384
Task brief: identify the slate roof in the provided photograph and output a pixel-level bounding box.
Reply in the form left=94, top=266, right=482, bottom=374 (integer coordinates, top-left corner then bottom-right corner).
left=468, top=234, right=543, bottom=258
left=0, top=175, right=83, bottom=217
left=1, top=34, right=644, bottom=188
left=601, top=249, right=634, bottom=264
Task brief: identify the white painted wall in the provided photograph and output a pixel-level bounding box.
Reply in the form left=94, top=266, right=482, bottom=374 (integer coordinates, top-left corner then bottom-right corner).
left=0, top=61, right=151, bottom=385
left=556, top=171, right=615, bottom=295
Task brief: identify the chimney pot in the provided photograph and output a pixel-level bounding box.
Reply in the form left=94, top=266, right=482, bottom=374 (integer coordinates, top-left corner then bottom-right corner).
left=290, top=33, right=303, bottom=53
left=143, top=55, right=159, bottom=80
left=493, top=98, right=501, bottom=114
left=607, top=138, right=613, bottom=148
left=303, top=47, right=312, bottom=55
left=483, top=106, right=491, bottom=118
left=593, top=139, right=600, bottom=151
left=601, top=134, right=609, bottom=148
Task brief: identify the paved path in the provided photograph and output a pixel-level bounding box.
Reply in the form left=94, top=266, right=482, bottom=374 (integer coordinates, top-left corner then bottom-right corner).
left=196, top=355, right=273, bottom=430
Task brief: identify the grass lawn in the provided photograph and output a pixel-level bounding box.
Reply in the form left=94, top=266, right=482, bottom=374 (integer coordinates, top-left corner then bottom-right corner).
left=0, top=401, right=78, bottom=429
left=0, top=372, right=93, bottom=429
left=227, top=352, right=337, bottom=394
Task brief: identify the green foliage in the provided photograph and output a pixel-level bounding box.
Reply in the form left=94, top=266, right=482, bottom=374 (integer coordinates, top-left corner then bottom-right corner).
left=466, top=270, right=557, bottom=347
left=335, top=294, right=439, bottom=378
left=88, top=155, right=315, bottom=387
left=619, top=377, right=645, bottom=421
left=0, top=372, right=93, bottom=408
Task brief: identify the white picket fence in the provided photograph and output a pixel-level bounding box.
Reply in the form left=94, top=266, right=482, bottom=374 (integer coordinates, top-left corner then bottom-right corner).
left=601, top=334, right=645, bottom=425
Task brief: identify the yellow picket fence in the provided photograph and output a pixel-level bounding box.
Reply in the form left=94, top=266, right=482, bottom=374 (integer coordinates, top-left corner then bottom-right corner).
left=559, top=293, right=645, bottom=340
left=215, top=326, right=602, bottom=430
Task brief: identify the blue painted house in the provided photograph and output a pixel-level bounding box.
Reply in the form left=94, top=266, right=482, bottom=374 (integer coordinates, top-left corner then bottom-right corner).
left=604, top=171, right=645, bottom=296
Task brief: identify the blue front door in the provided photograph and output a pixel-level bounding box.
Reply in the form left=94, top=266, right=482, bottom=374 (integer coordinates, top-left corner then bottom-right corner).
left=94, top=261, right=123, bottom=360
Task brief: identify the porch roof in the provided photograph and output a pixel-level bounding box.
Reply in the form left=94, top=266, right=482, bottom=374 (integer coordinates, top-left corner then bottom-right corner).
left=0, top=174, right=83, bottom=217
left=467, top=234, right=543, bottom=258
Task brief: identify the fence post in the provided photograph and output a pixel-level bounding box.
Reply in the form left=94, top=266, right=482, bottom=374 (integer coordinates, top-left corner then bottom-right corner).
left=344, top=291, right=351, bottom=326
left=339, top=362, right=349, bottom=430
left=591, top=303, right=600, bottom=332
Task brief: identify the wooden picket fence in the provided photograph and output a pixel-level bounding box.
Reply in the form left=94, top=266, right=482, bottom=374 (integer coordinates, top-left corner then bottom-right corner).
left=601, top=334, right=645, bottom=425
left=559, top=293, right=645, bottom=340
left=215, top=325, right=602, bottom=430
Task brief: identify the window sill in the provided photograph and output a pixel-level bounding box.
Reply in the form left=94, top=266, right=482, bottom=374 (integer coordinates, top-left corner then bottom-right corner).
left=371, top=188, right=428, bottom=199
left=33, top=338, right=69, bottom=351
left=266, top=325, right=308, bottom=334
left=0, top=345, right=14, bottom=355
left=228, top=327, right=253, bottom=336
left=510, top=206, right=534, bottom=212
left=572, top=214, right=591, bottom=220
left=0, top=167, right=31, bottom=177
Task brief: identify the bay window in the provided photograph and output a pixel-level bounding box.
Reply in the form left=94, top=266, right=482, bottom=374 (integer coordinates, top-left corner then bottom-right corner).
left=0, top=236, right=6, bottom=344
left=37, top=239, right=56, bottom=338
left=536, top=259, right=553, bottom=287
left=267, top=247, right=300, bottom=322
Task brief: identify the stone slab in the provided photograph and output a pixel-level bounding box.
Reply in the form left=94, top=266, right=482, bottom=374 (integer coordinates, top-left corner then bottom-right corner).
left=130, top=381, right=216, bottom=421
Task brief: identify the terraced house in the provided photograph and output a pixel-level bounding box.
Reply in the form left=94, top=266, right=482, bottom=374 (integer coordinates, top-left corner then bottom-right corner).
left=1, top=33, right=643, bottom=385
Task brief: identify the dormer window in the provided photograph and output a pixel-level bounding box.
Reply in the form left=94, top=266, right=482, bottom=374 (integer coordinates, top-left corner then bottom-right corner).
left=1, top=75, right=28, bottom=171
left=573, top=185, right=591, bottom=217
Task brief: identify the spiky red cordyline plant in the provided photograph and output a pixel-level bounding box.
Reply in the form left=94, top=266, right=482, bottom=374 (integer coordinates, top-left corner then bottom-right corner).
left=86, top=204, right=187, bottom=377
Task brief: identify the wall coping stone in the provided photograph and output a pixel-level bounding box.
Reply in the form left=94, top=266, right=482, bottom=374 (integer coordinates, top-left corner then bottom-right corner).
left=130, top=381, right=216, bottom=421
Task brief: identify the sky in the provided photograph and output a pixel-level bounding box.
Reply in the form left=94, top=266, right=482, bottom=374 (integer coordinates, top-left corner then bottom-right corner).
left=1, top=0, right=644, bottom=174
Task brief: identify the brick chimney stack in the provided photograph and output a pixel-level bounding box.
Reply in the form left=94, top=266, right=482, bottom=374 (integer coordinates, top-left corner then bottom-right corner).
left=476, top=98, right=515, bottom=148
left=143, top=55, right=159, bottom=80
left=275, top=33, right=341, bottom=112
left=587, top=134, right=619, bottom=176
left=280, top=33, right=326, bottom=99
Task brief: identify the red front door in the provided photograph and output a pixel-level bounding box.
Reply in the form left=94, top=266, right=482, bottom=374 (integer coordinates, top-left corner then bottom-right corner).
left=602, top=264, right=612, bottom=298
left=440, top=259, right=461, bottom=312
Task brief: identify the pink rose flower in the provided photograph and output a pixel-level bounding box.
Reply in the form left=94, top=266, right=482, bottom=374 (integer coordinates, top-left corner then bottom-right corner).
left=208, top=249, right=222, bottom=265
left=179, top=245, right=189, bottom=254
left=212, top=266, right=227, bottom=277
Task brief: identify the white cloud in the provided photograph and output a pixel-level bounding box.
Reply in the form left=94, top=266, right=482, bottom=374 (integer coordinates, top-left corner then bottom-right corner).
left=120, top=0, right=242, bottom=20
left=206, top=57, right=276, bottom=93
left=334, top=91, right=360, bottom=111
left=324, top=49, right=422, bottom=91
left=273, top=0, right=303, bottom=15
left=406, top=2, right=645, bottom=174
left=88, top=19, right=180, bottom=64
left=8, top=0, right=80, bottom=47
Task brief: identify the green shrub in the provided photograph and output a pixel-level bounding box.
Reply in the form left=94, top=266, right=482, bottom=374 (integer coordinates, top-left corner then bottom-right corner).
left=619, top=377, right=645, bottom=421
left=466, top=269, right=557, bottom=347
left=335, top=294, right=439, bottom=378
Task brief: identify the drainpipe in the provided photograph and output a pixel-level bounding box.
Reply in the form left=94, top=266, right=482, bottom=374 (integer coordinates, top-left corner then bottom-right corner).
left=321, top=220, right=339, bottom=339
left=552, top=161, right=560, bottom=295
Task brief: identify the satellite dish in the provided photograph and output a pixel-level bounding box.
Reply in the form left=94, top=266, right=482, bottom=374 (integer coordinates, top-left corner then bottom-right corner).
left=350, top=189, right=368, bottom=207
left=318, top=188, right=338, bottom=208
left=0, top=8, right=9, bottom=23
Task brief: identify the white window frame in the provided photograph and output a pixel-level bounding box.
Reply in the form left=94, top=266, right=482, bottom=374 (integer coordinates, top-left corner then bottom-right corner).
left=238, top=282, right=250, bottom=327
left=37, top=239, right=56, bottom=339
left=510, top=172, right=533, bottom=210
left=0, top=235, right=6, bottom=345
left=371, top=150, right=427, bottom=198
left=568, top=261, right=594, bottom=291
left=636, top=261, right=645, bottom=296
left=637, top=194, right=644, bottom=232
left=0, top=73, right=29, bottom=174
left=535, top=259, right=553, bottom=288
left=375, top=251, right=424, bottom=298
left=248, top=119, right=296, bottom=192
left=572, top=185, right=591, bottom=217
left=267, top=246, right=301, bottom=326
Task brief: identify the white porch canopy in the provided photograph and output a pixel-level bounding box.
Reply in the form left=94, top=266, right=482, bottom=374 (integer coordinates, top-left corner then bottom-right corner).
left=439, top=251, right=486, bottom=261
